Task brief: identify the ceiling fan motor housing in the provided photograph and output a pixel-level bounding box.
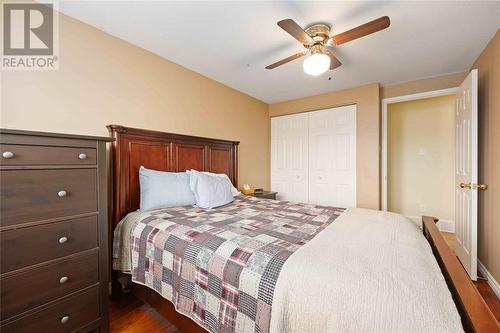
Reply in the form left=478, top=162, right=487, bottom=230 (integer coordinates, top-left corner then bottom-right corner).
left=304, top=23, right=331, bottom=45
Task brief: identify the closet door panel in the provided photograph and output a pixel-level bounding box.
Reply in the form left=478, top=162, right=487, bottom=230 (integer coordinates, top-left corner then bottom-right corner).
left=308, top=106, right=356, bottom=207
left=271, top=118, right=288, bottom=200
left=308, top=110, right=335, bottom=206
left=334, top=106, right=356, bottom=207
left=332, top=132, right=356, bottom=207
left=271, top=114, right=308, bottom=203
left=287, top=114, right=308, bottom=203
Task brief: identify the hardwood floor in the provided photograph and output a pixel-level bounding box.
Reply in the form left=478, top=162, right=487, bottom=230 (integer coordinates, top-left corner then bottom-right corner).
left=109, top=293, right=180, bottom=333
left=109, top=233, right=500, bottom=332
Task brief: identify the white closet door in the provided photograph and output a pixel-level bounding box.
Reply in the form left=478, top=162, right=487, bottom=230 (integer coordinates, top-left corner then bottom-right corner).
left=308, top=105, right=356, bottom=207
left=271, top=114, right=309, bottom=202
left=270, top=117, right=287, bottom=198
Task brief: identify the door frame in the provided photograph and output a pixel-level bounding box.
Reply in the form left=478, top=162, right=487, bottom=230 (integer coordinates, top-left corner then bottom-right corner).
left=381, top=87, right=458, bottom=211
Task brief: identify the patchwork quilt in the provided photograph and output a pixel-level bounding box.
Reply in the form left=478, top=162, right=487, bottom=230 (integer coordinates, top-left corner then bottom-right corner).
left=119, top=195, right=344, bottom=333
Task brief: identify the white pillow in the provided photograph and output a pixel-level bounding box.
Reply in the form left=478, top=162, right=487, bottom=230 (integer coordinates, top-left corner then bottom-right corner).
left=139, top=166, right=196, bottom=211
left=188, top=170, right=234, bottom=209
left=187, top=169, right=240, bottom=196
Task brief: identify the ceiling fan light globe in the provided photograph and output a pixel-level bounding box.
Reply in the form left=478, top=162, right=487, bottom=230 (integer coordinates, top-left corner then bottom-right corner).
left=303, top=53, right=330, bottom=76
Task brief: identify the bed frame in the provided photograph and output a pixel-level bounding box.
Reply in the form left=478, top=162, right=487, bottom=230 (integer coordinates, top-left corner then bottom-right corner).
left=422, top=217, right=498, bottom=332
left=108, top=125, right=498, bottom=333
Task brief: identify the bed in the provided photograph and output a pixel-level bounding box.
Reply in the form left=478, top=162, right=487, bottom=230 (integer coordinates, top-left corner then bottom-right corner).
left=108, top=125, right=498, bottom=333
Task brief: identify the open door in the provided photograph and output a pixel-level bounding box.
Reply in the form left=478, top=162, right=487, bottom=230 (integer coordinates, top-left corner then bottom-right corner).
left=455, top=69, right=485, bottom=281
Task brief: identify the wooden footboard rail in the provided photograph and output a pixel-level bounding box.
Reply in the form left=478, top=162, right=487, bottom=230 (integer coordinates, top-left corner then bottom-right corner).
left=422, top=216, right=499, bottom=333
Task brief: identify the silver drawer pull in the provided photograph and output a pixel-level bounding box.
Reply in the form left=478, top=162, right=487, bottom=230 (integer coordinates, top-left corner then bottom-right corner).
left=60, top=316, right=70, bottom=324
left=78, top=153, right=87, bottom=160
left=2, top=151, right=14, bottom=159
left=57, top=190, right=67, bottom=197
left=58, top=236, right=68, bottom=244
left=59, top=276, right=69, bottom=284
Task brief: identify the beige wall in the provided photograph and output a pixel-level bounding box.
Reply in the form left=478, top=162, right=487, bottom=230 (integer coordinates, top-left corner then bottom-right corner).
left=0, top=12, right=270, bottom=189
left=2, top=8, right=498, bottom=282
left=387, top=96, right=455, bottom=221
left=472, top=30, right=500, bottom=282
left=381, top=72, right=467, bottom=99
left=269, top=84, right=380, bottom=209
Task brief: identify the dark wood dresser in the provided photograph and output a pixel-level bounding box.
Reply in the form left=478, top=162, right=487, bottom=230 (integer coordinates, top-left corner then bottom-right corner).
left=0, top=129, right=112, bottom=333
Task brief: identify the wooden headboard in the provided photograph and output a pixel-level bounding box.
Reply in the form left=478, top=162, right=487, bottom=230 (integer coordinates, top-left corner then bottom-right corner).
left=107, top=125, right=239, bottom=227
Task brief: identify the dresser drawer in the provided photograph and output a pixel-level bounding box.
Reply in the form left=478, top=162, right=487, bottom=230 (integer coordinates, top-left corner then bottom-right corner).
left=0, top=286, right=100, bottom=333
left=0, top=169, right=97, bottom=227
left=1, top=250, right=99, bottom=319
left=1, top=216, right=98, bottom=273
left=0, top=145, right=96, bottom=166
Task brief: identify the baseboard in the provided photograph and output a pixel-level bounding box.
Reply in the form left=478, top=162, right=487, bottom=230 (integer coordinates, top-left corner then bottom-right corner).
left=478, top=260, right=500, bottom=299
left=406, top=215, right=455, bottom=233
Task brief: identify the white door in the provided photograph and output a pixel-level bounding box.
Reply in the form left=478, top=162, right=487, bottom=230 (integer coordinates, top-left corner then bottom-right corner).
left=455, top=69, right=478, bottom=281
left=308, top=105, right=356, bottom=207
left=271, top=113, right=309, bottom=203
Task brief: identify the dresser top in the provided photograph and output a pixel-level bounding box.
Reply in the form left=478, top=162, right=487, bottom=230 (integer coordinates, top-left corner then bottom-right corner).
left=0, top=128, right=114, bottom=142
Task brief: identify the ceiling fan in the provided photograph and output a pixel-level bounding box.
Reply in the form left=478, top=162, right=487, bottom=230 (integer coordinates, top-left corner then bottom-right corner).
left=266, top=16, right=390, bottom=76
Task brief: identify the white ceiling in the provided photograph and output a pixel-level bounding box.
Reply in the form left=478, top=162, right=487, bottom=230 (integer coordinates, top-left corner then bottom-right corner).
left=57, top=1, right=500, bottom=103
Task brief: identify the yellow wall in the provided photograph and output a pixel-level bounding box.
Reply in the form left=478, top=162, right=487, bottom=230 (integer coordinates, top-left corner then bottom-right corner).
left=472, top=29, right=500, bottom=282
left=0, top=11, right=270, bottom=189
left=269, top=83, right=380, bottom=209
left=387, top=95, right=455, bottom=221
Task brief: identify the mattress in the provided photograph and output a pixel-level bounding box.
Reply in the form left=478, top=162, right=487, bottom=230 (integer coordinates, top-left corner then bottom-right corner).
left=113, top=196, right=463, bottom=333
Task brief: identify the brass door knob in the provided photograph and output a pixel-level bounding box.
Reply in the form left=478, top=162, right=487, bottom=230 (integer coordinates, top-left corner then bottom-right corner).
left=474, top=183, right=488, bottom=190
left=460, top=183, right=488, bottom=190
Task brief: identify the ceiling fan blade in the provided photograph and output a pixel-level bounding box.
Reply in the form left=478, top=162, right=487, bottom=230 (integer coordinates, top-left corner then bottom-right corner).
left=332, top=16, right=390, bottom=45
left=265, top=51, right=307, bottom=69
left=323, top=47, right=342, bottom=69
left=277, top=19, right=314, bottom=45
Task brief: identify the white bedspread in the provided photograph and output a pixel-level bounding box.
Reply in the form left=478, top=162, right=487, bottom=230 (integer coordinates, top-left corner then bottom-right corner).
left=269, top=208, right=463, bottom=333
